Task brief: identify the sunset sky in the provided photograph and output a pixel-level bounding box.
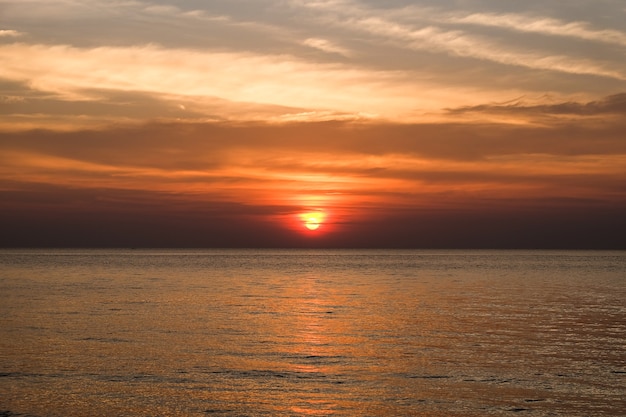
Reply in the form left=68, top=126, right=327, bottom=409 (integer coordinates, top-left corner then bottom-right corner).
left=1, top=0, right=625, bottom=248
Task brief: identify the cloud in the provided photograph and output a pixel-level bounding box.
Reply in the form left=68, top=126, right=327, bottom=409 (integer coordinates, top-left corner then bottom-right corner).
left=302, top=38, right=352, bottom=57
left=0, top=43, right=393, bottom=116
left=449, top=93, right=626, bottom=116
left=2, top=108, right=625, bottom=248
left=0, top=42, right=520, bottom=124
left=3, top=99, right=625, bottom=176
left=3, top=93, right=626, bottom=176
left=448, top=13, right=626, bottom=47
left=1, top=0, right=625, bottom=248
left=0, top=30, right=22, bottom=37
left=293, top=1, right=626, bottom=80
left=3, top=0, right=624, bottom=127
left=341, top=16, right=625, bottom=80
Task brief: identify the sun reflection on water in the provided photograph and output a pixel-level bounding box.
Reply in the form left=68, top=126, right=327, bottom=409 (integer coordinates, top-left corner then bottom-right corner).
left=284, top=274, right=347, bottom=415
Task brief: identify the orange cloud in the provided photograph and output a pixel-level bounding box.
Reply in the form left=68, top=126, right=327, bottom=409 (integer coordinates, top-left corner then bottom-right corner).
left=0, top=42, right=538, bottom=126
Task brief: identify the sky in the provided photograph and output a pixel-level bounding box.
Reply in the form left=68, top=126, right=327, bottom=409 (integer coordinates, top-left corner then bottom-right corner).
left=1, top=0, right=625, bottom=248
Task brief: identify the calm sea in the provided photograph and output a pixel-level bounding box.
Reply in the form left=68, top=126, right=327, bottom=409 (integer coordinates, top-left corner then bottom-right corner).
left=1, top=249, right=625, bottom=416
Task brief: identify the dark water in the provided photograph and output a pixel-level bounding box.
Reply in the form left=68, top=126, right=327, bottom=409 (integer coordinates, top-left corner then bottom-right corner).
left=1, top=249, right=625, bottom=416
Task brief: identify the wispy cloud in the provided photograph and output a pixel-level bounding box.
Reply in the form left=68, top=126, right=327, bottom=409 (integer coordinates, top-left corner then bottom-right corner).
left=0, top=42, right=506, bottom=123
left=349, top=16, right=625, bottom=79
left=449, top=93, right=626, bottom=116
left=0, top=29, right=23, bottom=37
left=293, top=1, right=626, bottom=80
left=302, top=38, right=352, bottom=57
left=448, top=13, right=626, bottom=47
left=141, top=2, right=288, bottom=38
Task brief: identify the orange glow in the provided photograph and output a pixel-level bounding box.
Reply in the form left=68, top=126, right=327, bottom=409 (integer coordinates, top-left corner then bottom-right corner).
left=2, top=120, right=625, bottom=249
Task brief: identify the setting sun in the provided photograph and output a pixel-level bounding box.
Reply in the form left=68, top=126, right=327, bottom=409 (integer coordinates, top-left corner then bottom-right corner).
left=304, top=217, right=320, bottom=230
left=300, top=211, right=325, bottom=232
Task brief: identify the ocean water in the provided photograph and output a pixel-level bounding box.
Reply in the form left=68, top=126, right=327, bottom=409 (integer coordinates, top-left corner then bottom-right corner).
left=0, top=249, right=625, bottom=417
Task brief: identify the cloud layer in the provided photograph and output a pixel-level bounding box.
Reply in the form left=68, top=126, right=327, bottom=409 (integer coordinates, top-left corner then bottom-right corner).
left=1, top=0, right=625, bottom=247
left=2, top=0, right=625, bottom=126
left=2, top=104, right=625, bottom=244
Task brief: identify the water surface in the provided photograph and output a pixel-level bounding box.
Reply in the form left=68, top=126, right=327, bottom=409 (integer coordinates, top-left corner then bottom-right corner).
left=1, top=249, right=625, bottom=416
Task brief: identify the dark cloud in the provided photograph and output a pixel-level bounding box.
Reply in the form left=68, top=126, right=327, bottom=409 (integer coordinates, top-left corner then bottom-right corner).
left=449, top=92, right=626, bottom=116
left=0, top=88, right=200, bottom=120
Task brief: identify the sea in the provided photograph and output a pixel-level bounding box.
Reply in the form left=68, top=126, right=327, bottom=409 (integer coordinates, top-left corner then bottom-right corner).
left=0, top=249, right=625, bottom=417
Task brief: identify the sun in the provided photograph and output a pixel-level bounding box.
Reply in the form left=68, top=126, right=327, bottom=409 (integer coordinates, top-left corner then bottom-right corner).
left=304, top=217, right=320, bottom=230
left=299, top=211, right=325, bottom=231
